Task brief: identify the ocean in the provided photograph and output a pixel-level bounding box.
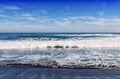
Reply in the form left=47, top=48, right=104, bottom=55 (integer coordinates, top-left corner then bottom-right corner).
left=0, top=33, right=120, bottom=79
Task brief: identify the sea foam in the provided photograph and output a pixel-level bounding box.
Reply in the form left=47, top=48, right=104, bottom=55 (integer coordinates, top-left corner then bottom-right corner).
left=0, top=37, right=120, bottom=49
left=0, top=37, right=120, bottom=69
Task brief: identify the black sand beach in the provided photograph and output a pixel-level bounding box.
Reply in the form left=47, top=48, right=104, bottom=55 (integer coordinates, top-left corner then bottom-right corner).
left=0, top=65, right=120, bottom=79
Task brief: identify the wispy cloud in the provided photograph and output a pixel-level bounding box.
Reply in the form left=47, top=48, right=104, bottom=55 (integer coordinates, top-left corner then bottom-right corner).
left=1, top=9, right=120, bottom=28
left=0, top=14, right=8, bottom=17
left=12, top=13, right=37, bottom=22
left=21, top=13, right=32, bottom=17
left=3, top=5, right=20, bottom=10
left=1, top=15, right=120, bottom=32
left=52, top=16, right=120, bottom=26
left=0, top=5, right=20, bottom=11
left=83, top=17, right=120, bottom=26
left=54, top=20, right=71, bottom=26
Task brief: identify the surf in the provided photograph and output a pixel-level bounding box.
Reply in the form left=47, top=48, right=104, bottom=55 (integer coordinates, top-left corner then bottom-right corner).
left=0, top=37, right=120, bottom=49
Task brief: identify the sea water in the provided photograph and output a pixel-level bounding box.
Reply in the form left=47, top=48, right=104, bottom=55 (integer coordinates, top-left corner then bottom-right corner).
left=0, top=33, right=120, bottom=69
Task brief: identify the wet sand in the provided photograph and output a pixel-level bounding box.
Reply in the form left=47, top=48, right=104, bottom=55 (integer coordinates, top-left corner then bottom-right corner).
left=0, top=65, right=120, bottom=79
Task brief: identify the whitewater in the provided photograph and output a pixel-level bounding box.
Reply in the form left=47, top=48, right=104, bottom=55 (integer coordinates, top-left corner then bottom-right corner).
left=0, top=33, right=120, bottom=69
left=0, top=37, right=120, bottom=49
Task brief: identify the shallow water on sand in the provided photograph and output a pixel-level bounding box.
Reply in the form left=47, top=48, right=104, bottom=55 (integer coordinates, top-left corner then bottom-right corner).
left=0, top=66, right=120, bottom=79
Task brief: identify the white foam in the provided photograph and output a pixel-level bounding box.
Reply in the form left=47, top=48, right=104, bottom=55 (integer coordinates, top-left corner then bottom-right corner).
left=0, top=48, right=120, bottom=68
left=0, top=37, right=120, bottom=49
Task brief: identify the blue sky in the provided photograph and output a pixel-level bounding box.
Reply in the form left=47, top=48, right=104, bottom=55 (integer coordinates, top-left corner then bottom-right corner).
left=0, top=0, right=120, bottom=32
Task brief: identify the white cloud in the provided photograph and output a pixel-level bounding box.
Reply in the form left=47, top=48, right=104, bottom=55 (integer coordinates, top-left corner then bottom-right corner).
left=1, top=5, right=20, bottom=10
left=1, top=11, right=120, bottom=29
left=54, top=16, right=120, bottom=27
left=21, top=13, right=32, bottom=17
left=15, top=13, right=37, bottom=21
left=0, top=5, right=20, bottom=14
left=0, top=14, right=8, bottom=17
left=54, top=20, right=71, bottom=26
left=68, top=16, right=96, bottom=20
left=1, top=15, right=120, bottom=32
left=84, top=17, right=120, bottom=26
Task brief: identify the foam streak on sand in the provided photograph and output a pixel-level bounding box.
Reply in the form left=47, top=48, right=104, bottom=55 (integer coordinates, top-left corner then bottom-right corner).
left=0, top=37, right=120, bottom=49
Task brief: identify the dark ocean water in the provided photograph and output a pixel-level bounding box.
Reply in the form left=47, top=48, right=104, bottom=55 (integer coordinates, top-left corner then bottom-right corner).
left=0, top=33, right=120, bottom=40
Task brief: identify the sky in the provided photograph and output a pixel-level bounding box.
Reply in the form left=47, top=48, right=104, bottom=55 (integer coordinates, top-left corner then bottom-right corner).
left=0, top=0, right=120, bottom=32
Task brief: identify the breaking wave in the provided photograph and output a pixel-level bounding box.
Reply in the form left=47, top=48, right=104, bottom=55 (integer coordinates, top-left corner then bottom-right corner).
left=0, top=37, right=120, bottom=49
left=0, top=33, right=120, bottom=69
left=0, top=33, right=120, bottom=40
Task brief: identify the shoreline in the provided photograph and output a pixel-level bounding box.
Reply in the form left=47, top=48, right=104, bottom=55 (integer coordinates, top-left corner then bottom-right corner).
left=1, top=63, right=120, bottom=70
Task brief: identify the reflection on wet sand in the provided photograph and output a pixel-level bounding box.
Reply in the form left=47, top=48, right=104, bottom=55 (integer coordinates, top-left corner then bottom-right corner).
left=0, top=66, right=120, bottom=79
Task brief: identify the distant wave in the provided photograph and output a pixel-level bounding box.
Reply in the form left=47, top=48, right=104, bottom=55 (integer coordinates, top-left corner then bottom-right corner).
left=18, top=38, right=59, bottom=41
left=0, top=33, right=120, bottom=40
